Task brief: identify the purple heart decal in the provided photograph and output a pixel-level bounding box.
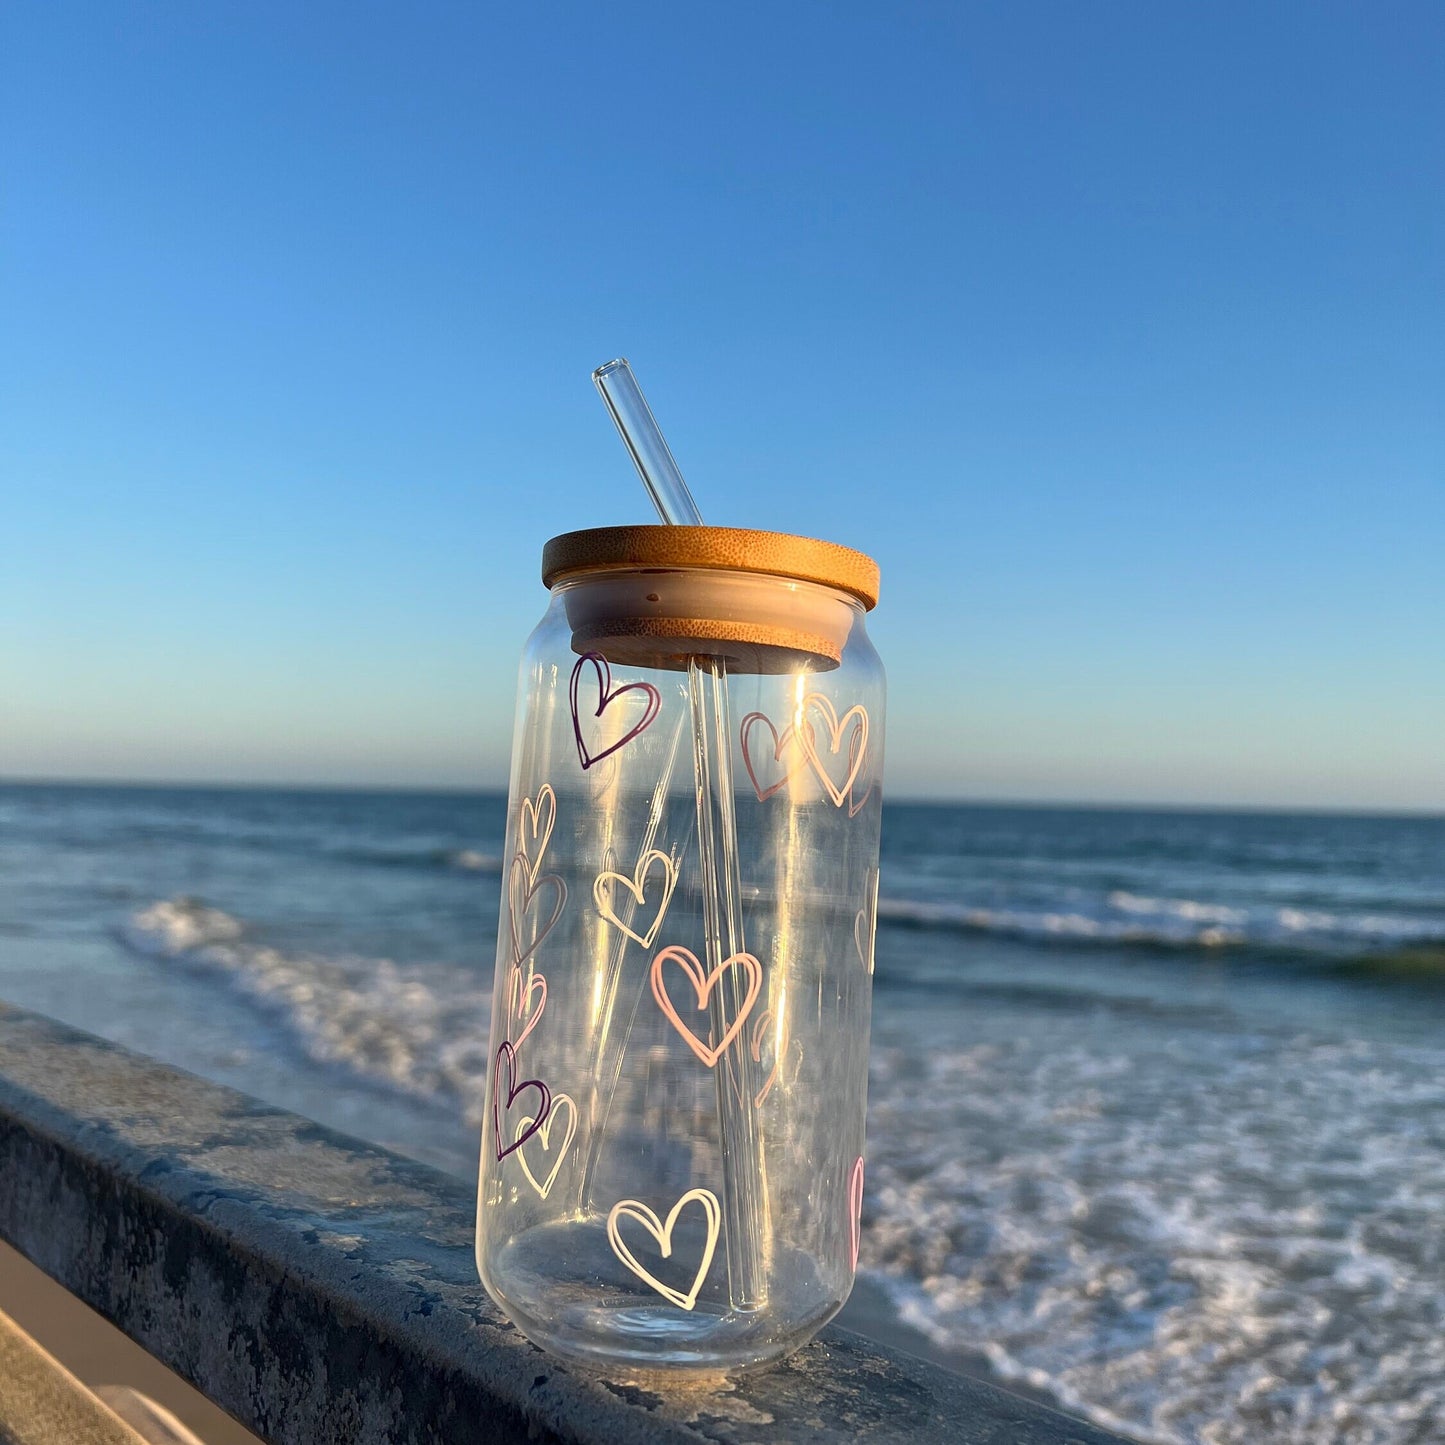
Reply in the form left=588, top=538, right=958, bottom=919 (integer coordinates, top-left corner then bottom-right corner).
left=570, top=652, right=661, bottom=771
left=507, top=854, right=567, bottom=968
left=492, top=1041, right=552, bottom=1161
left=740, top=711, right=804, bottom=802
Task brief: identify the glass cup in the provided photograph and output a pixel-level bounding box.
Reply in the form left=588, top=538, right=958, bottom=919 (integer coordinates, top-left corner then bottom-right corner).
left=476, top=525, right=885, bottom=1374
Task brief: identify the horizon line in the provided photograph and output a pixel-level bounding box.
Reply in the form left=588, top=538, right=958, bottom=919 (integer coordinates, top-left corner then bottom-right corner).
left=1, top=774, right=1441, bottom=822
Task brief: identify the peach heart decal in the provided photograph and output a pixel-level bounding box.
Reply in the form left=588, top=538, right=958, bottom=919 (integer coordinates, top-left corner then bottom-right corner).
left=507, top=854, right=567, bottom=967
left=593, top=849, right=678, bottom=950
left=750, top=1007, right=788, bottom=1107
left=848, top=1156, right=865, bottom=1271
left=514, top=1092, right=577, bottom=1200
left=728, top=1014, right=802, bottom=1111
left=492, top=1041, right=551, bottom=1161
left=650, top=946, right=763, bottom=1068
left=570, top=652, right=661, bottom=771
left=517, top=783, right=557, bottom=884
left=740, top=712, right=804, bottom=802
left=607, top=1188, right=722, bottom=1311
left=506, top=966, right=548, bottom=1050
left=797, top=694, right=869, bottom=808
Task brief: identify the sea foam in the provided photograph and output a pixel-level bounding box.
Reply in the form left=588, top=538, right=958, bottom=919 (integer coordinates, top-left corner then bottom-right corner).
left=874, top=890, right=1442, bottom=955
left=121, top=897, right=493, bottom=1115
left=861, top=1009, right=1445, bottom=1445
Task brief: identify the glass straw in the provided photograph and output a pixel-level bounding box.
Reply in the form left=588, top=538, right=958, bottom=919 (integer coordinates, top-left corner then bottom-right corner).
left=574, top=711, right=688, bottom=1210
left=594, top=360, right=704, bottom=527
left=591, top=358, right=768, bottom=1311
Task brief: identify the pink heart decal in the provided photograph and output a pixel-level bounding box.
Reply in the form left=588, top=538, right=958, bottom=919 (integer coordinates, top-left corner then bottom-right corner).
left=739, top=712, right=804, bottom=802
left=650, top=945, right=763, bottom=1069
left=507, top=854, right=567, bottom=968
left=848, top=1156, right=865, bottom=1271
left=492, top=1040, right=551, bottom=1161
left=506, top=966, right=548, bottom=1050
left=570, top=652, right=661, bottom=771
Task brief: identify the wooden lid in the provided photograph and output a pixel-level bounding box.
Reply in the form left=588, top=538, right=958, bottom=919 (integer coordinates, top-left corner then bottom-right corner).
left=541, top=526, right=880, bottom=610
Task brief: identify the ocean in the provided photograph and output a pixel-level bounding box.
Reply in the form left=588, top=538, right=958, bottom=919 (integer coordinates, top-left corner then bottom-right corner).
left=1, top=782, right=1442, bottom=1444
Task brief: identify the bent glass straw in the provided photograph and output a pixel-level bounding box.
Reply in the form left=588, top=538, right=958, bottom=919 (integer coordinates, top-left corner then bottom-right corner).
left=589, top=358, right=767, bottom=1311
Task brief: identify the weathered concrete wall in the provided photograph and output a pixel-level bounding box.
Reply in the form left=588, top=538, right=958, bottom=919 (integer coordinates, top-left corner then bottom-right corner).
left=0, top=1003, right=1126, bottom=1445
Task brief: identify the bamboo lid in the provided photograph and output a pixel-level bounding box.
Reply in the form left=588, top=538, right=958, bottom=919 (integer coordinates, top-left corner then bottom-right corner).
left=540, top=525, right=880, bottom=673
left=541, top=526, right=880, bottom=611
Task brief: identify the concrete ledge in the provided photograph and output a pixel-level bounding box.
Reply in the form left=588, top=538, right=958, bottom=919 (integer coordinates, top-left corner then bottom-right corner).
left=0, top=1002, right=1127, bottom=1445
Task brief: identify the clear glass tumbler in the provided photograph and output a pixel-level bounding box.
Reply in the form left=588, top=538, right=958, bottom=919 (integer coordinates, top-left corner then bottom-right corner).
left=476, top=525, right=885, bottom=1374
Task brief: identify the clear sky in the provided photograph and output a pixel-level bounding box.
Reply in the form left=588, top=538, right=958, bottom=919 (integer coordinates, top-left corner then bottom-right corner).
left=3, top=3, right=1442, bottom=809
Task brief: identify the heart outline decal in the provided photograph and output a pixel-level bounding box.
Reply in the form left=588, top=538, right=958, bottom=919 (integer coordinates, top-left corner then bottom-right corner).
left=585, top=751, right=622, bottom=798
left=514, top=1092, right=578, bottom=1200
left=650, top=945, right=763, bottom=1068
left=607, top=1187, right=722, bottom=1311
left=853, top=910, right=873, bottom=974
left=517, top=784, right=557, bottom=884
left=848, top=1156, right=865, bottom=1271
left=570, top=652, right=661, bottom=772
left=797, top=694, right=869, bottom=809
left=748, top=1007, right=789, bottom=1107
left=507, top=854, right=567, bottom=968
left=506, top=966, right=548, bottom=1050
left=740, top=712, right=804, bottom=802
left=728, top=1016, right=802, bottom=1112
left=853, top=869, right=879, bottom=974
left=593, top=849, right=679, bottom=949
left=492, top=1040, right=551, bottom=1162
left=845, top=723, right=875, bottom=818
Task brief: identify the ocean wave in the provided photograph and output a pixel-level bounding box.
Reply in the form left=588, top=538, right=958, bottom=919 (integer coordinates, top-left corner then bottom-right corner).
left=448, top=848, right=504, bottom=873
left=329, top=844, right=504, bottom=874
left=119, top=898, right=492, bottom=1113
left=861, top=1017, right=1445, bottom=1445
left=874, top=891, right=1445, bottom=956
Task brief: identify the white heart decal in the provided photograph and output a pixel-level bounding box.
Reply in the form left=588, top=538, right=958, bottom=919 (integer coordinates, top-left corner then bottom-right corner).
left=517, top=784, right=557, bottom=885
left=593, top=849, right=678, bottom=949
left=514, top=1093, right=578, bottom=1200
left=797, top=694, right=869, bottom=809
left=848, top=1156, right=865, bottom=1271
left=607, top=1188, right=722, bottom=1311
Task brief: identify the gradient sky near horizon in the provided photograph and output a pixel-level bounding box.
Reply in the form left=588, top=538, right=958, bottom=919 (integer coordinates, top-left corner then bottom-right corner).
left=3, top=3, right=1442, bottom=809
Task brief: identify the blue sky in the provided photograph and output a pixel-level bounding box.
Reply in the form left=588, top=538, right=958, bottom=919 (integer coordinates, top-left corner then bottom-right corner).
left=3, top=2, right=1442, bottom=808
